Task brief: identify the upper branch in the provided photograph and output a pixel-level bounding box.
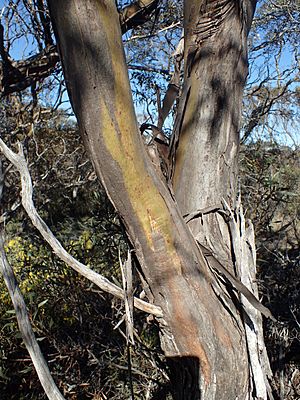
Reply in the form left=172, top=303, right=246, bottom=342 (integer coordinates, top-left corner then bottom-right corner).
left=0, top=0, right=160, bottom=96
left=119, top=0, right=159, bottom=33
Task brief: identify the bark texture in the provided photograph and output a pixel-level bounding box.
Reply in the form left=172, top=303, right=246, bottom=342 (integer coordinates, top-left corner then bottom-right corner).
left=47, top=1, right=261, bottom=399
left=173, top=0, right=257, bottom=260
left=170, top=0, right=262, bottom=398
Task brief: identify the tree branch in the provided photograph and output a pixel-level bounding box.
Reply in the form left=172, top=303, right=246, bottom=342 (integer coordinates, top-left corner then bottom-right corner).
left=0, top=138, right=162, bottom=317
left=0, top=43, right=60, bottom=95
left=0, top=0, right=160, bottom=96
left=119, top=0, right=159, bottom=34
left=241, top=80, right=293, bottom=143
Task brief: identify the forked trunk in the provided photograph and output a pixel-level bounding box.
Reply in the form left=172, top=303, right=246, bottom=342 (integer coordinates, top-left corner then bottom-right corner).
left=47, top=1, right=270, bottom=399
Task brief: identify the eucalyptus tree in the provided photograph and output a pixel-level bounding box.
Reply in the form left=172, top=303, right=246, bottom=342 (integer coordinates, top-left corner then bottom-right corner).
left=43, top=1, right=273, bottom=400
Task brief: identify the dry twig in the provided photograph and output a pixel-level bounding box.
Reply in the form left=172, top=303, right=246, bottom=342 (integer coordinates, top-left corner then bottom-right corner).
left=0, top=138, right=162, bottom=318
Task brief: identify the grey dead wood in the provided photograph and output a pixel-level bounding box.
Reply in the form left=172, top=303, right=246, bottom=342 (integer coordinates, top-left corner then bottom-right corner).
left=0, top=233, right=66, bottom=400
left=0, top=139, right=162, bottom=317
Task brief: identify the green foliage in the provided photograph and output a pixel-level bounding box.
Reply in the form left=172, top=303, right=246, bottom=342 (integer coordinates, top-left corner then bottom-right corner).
left=0, top=208, right=168, bottom=399
left=241, top=142, right=300, bottom=243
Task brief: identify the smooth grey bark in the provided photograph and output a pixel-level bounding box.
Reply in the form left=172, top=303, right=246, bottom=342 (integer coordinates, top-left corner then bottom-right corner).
left=170, top=1, right=272, bottom=399
left=173, top=0, right=257, bottom=246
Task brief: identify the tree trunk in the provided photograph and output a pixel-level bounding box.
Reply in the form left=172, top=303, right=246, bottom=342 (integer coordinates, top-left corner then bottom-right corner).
left=173, top=0, right=256, bottom=253
left=47, top=1, right=264, bottom=399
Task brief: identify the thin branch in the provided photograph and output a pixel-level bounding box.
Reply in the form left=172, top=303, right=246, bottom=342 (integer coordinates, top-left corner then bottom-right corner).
left=241, top=79, right=294, bottom=143
left=0, top=138, right=162, bottom=317
left=124, top=21, right=181, bottom=42
left=128, top=64, right=170, bottom=76
left=0, top=232, right=66, bottom=400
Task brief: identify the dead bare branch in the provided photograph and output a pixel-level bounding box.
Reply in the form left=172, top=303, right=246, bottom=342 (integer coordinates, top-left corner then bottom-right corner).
left=0, top=232, right=66, bottom=400
left=0, top=138, right=163, bottom=317
left=119, top=0, right=159, bottom=34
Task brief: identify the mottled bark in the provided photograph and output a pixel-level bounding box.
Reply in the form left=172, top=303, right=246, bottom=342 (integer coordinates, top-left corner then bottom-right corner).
left=47, top=1, right=263, bottom=399
left=173, top=0, right=257, bottom=258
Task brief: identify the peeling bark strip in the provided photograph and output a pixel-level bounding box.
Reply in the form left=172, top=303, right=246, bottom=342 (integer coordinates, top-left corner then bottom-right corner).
left=47, top=1, right=256, bottom=398
left=197, top=241, right=275, bottom=321
left=188, top=0, right=236, bottom=46
left=227, top=202, right=274, bottom=399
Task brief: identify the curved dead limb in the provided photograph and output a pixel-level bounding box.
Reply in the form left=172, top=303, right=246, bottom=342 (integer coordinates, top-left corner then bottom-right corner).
left=0, top=232, right=66, bottom=400
left=0, top=138, right=162, bottom=318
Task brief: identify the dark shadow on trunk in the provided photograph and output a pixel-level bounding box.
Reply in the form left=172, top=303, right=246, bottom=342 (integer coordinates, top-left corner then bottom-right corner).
left=167, top=356, right=201, bottom=400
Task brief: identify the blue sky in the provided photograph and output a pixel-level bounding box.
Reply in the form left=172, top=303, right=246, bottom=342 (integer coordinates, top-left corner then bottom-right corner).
left=0, top=0, right=298, bottom=146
